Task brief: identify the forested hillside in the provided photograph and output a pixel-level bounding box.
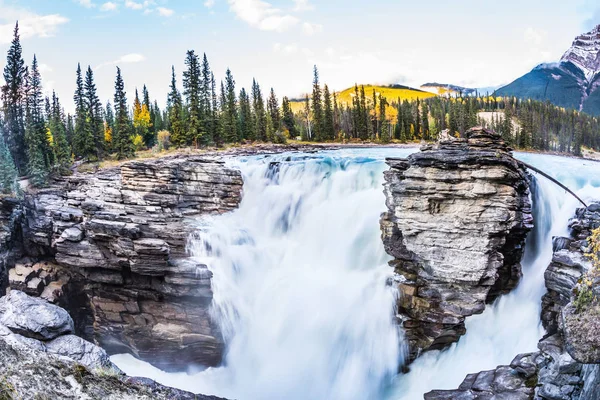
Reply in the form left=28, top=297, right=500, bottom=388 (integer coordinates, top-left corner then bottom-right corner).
left=1, top=21, right=599, bottom=196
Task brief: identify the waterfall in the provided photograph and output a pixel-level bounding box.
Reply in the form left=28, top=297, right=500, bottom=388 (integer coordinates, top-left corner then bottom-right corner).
left=111, top=150, right=600, bottom=400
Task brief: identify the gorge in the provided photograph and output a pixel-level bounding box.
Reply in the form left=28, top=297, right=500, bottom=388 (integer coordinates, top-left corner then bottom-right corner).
left=1, top=134, right=600, bottom=400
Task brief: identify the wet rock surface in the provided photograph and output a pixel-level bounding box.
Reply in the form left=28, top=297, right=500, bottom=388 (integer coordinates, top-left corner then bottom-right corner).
left=381, top=127, right=533, bottom=361
left=5, top=156, right=243, bottom=371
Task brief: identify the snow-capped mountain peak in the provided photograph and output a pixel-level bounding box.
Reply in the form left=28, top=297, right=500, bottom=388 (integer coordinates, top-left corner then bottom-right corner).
left=560, top=24, right=600, bottom=81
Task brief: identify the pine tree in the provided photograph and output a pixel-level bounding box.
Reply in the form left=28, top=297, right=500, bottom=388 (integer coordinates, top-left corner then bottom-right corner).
left=311, top=66, right=323, bottom=141
left=267, top=88, right=281, bottom=134
left=238, top=88, right=255, bottom=141
left=200, top=53, right=212, bottom=144
left=167, top=66, right=185, bottom=147
left=0, top=124, right=18, bottom=194
left=252, top=80, right=268, bottom=142
left=73, top=64, right=94, bottom=159
left=2, top=22, right=27, bottom=174
left=323, top=85, right=334, bottom=141
left=421, top=101, right=430, bottom=141
left=303, top=94, right=312, bottom=141
left=66, top=114, right=74, bottom=147
left=25, top=55, right=50, bottom=186
left=281, top=96, right=297, bottom=138
left=84, top=66, right=104, bottom=159
left=48, top=91, right=70, bottom=168
left=210, top=72, right=219, bottom=145
left=112, top=67, right=133, bottom=159
left=183, top=50, right=203, bottom=146
left=379, top=96, right=390, bottom=143
left=222, top=69, right=239, bottom=143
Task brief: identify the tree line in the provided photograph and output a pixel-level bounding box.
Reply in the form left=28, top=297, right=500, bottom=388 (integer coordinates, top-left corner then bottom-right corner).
left=293, top=72, right=600, bottom=156
left=2, top=21, right=599, bottom=194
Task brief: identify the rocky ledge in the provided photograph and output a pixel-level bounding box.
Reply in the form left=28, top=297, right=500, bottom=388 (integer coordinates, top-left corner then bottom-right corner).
left=426, top=202, right=600, bottom=400
left=381, top=127, right=533, bottom=361
left=2, top=156, right=243, bottom=371
left=0, top=290, right=225, bottom=400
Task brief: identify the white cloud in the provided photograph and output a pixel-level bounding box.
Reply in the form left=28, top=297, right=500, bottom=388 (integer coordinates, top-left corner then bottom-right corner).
left=524, top=27, right=547, bottom=46
left=302, top=21, right=321, bottom=35
left=75, top=0, right=95, bottom=8
left=100, top=2, right=118, bottom=11
left=273, top=42, right=299, bottom=55
left=96, top=53, right=146, bottom=69
left=39, top=63, right=53, bottom=73
left=293, top=0, right=313, bottom=12
left=125, top=0, right=143, bottom=10
left=228, top=0, right=299, bottom=32
left=0, top=6, right=69, bottom=44
left=204, top=0, right=216, bottom=8
left=157, top=7, right=175, bottom=17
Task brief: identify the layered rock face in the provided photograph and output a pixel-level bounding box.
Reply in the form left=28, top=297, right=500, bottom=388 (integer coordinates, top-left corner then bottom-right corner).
left=427, top=202, right=600, bottom=400
left=381, top=127, right=533, bottom=361
left=8, top=156, right=243, bottom=370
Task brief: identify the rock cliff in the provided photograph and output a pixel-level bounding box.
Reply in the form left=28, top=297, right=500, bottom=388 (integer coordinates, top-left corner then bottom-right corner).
left=4, top=156, right=243, bottom=371
left=426, top=202, right=600, bottom=400
left=381, top=127, right=533, bottom=361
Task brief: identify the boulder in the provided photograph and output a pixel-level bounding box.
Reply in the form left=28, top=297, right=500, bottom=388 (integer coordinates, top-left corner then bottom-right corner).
left=381, top=127, right=533, bottom=360
left=46, top=334, right=116, bottom=371
left=0, top=290, right=74, bottom=340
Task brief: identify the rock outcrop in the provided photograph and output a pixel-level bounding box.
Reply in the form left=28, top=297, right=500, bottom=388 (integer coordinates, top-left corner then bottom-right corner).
left=381, top=127, right=533, bottom=361
left=7, top=156, right=243, bottom=370
left=0, top=290, right=114, bottom=371
left=426, top=202, right=600, bottom=400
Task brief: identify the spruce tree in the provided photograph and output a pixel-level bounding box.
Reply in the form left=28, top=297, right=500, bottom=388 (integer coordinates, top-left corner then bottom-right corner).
left=167, top=66, right=185, bottom=147
left=112, top=67, right=133, bottom=159
left=323, top=85, right=334, bottom=141
left=311, top=66, right=323, bottom=141
left=238, top=88, right=255, bottom=141
left=421, top=101, right=430, bottom=141
left=210, top=72, right=220, bottom=145
left=73, top=64, right=94, bottom=159
left=25, top=55, right=50, bottom=186
left=0, top=124, right=18, bottom=194
left=200, top=54, right=212, bottom=144
left=252, top=80, right=268, bottom=142
left=2, top=22, right=27, bottom=174
left=267, top=88, right=281, bottom=134
left=183, top=50, right=203, bottom=146
left=222, top=69, right=239, bottom=143
left=84, top=66, right=104, bottom=159
left=281, top=96, right=297, bottom=138
left=48, top=92, right=70, bottom=168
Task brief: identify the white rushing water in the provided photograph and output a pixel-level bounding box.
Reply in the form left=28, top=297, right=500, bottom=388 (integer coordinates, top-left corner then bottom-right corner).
left=112, top=149, right=600, bottom=400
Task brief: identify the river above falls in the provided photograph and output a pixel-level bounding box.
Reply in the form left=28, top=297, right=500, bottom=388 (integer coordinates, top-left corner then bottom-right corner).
left=112, top=148, right=600, bottom=400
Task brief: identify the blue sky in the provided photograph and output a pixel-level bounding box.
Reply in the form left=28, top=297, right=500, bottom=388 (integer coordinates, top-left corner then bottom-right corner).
left=0, top=0, right=599, bottom=112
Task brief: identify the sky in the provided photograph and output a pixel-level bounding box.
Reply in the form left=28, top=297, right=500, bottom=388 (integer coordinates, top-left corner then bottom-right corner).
left=0, top=0, right=599, bottom=113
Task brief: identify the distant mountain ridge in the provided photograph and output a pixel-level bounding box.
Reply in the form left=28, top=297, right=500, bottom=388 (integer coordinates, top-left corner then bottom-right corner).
left=420, top=82, right=477, bottom=96
left=496, top=25, right=600, bottom=116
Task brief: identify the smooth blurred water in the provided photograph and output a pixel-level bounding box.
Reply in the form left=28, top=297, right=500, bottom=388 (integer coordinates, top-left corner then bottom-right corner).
left=112, top=148, right=600, bottom=400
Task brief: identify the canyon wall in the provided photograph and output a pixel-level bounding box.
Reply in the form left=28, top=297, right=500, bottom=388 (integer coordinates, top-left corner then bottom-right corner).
left=381, top=127, right=533, bottom=361
left=4, top=156, right=243, bottom=371
left=426, top=202, right=600, bottom=400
